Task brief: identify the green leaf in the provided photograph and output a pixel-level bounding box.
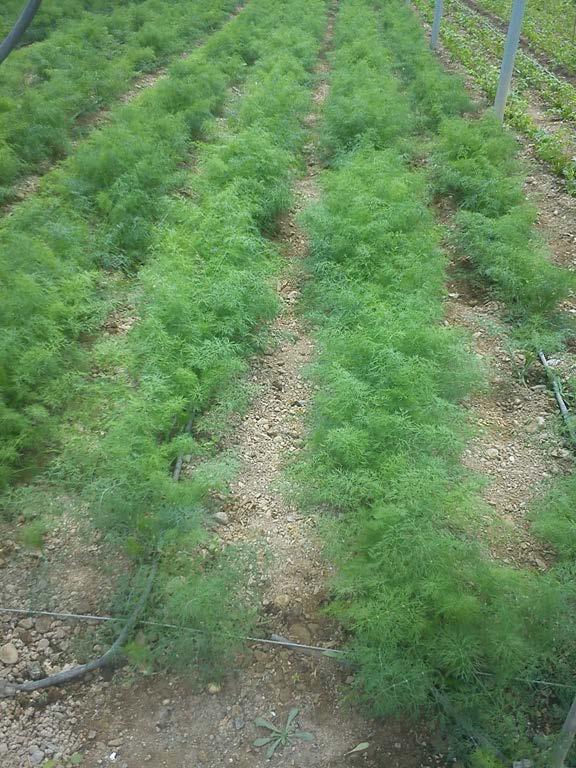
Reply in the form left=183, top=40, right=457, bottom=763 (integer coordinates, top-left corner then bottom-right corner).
left=266, top=740, right=280, bottom=759
left=344, top=742, right=370, bottom=755
left=70, top=754, right=84, bottom=766
left=253, top=737, right=274, bottom=747
left=293, top=731, right=314, bottom=741
left=286, top=707, right=299, bottom=727
left=254, top=717, right=280, bottom=733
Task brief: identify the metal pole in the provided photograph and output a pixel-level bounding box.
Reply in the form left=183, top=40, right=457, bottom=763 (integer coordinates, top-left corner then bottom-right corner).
left=549, top=693, right=576, bottom=768
left=493, top=0, right=526, bottom=122
left=430, top=0, right=443, bottom=50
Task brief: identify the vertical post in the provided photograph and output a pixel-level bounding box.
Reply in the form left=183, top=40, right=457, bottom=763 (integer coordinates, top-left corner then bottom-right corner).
left=493, top=0, right=526, bottom=122
left=430, top=0, right=443, bottom=50
left=549, top=694, right=576, bottom=768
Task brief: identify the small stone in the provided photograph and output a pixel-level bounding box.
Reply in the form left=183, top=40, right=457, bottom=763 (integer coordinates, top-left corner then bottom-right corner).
left=87, top=731, right=97, bottom=740
left=27, top=663, right=43, bottom=681
left=234, top=718, right=245, bottom=731
left=207, top=683, right=221, bottom=694
left=35, top=616, right=52, bottom=633
left=0, top=743, right=8, bottom=755
left=213, top=511, right=229, bottom=526
left=485, top=448, right=499, bottom=460
left=274, top=594, right=290, bottom=610
left=527, top=417, right=546, bottom=434
left=37, top=638, right=50, bottom=651
left=29, top=748, right=45, bottom=766
left=0, top=643, right=18, bottom=665
left=156, top=706, right=172, bottom=730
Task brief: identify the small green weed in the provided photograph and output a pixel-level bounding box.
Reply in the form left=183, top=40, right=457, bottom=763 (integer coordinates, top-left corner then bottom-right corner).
left=253, top=708, right=313, bottom=759
left=20, top=519, right=49, bottom=550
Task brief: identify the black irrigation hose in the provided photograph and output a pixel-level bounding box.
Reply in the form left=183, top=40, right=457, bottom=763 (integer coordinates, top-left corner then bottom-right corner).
left=0, top=0, right=42, bottom=66
left=0, top=562, right=157, bottom=698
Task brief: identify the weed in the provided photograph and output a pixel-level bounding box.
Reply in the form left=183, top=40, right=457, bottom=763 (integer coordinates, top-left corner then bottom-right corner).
left=253, top=708, right=313, bottom=759
left=20, top=519, right=49, bottom=550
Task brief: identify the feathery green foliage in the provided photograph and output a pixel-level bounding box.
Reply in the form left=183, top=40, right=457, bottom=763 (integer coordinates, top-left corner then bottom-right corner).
left=376, top=0, right=472, bottom=128
left=44, top=0, right=327, bottom=674
left=432, top=115, right=573, bottom=318
left=0, top=0, right=138, bottom=45
left=0, top=0, right=239, bottom=199
left=0, top=0, right=308, bottom=488
left=389, top=10, right=574, bottom=320
left=297, top=0, right=576, bottom=759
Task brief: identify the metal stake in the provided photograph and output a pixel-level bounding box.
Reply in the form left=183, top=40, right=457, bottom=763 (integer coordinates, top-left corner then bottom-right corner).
left=493, top=0, right=526, bottom=122
left=430, top=0, right=443, bottom=50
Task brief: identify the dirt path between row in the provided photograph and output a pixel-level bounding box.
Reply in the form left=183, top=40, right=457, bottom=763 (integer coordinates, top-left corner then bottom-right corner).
left=443, top=265, right=568, bottom=569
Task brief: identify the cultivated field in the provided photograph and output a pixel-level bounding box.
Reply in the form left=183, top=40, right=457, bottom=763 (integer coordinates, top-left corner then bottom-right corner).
left=1, top=1, right=576, bottom=766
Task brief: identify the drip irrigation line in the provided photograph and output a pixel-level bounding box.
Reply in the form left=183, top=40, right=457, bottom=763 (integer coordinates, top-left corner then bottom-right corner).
left=538, top=350, right=576, bottom=446
left=0, top=0, right=42, bottom=65
left=0, top=563, right=157, bottom=698
left=0, top=606, right=346, bottom=659
left=2, top=606, right=574, bottom=689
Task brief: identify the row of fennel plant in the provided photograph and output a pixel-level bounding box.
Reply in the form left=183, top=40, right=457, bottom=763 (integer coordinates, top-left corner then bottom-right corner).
left=15, top=0, right=329, bottom=676
left=0, top=0, right=310, bottom=489
left=295, top=0, right=576, bottom=762
left=0, top=0, right=240, bottom=202
left=383, top=6, right=576, bottom=715
left=0, top=0, right=134, bottom=45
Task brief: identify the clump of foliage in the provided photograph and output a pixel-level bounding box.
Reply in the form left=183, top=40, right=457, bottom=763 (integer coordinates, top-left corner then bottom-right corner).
left=427, top=72, right=574, bottom=319
left=319, top=1, right=411, bottom=156
left=376, top=0, right=472, bottom=128
left=1, top=0, right=129, bottom=45
left=532, top=476, right=576, bottom=560
left=296, top=0, right=576, bottom=760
